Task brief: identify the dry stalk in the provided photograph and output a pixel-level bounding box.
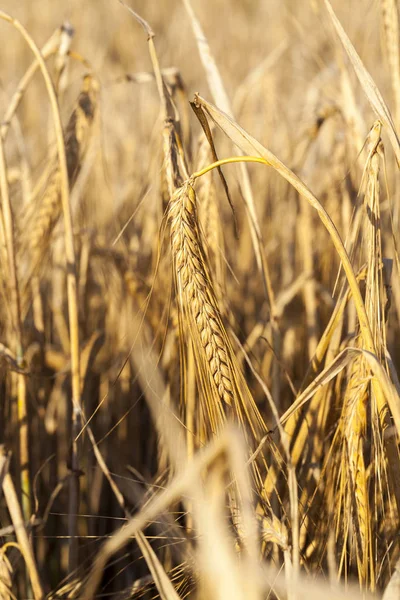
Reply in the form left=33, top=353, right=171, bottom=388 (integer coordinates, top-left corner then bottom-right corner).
left=0, top=113, right=30, bottom=521
left=0, top=29, right=62, bottom=141
left=0, top=10, right=85, bottom=575
left=380, top=0, right=400, bottom=128
left=0, top=447, right=43, bottom=600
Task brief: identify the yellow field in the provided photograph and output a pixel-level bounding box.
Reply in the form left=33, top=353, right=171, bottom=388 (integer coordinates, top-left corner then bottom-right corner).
left=0, top=1, right=399, bottom=598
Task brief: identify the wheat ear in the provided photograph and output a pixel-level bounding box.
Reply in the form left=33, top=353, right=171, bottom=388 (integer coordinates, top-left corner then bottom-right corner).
left=169, top=182, right=234, bottom=415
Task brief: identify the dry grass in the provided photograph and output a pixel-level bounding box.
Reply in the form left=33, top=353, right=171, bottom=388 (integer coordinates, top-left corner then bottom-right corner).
left=0, top=0, right=400, bottom=598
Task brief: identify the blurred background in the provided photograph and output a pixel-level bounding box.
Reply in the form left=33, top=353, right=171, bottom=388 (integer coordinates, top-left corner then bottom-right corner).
left=0, top=0, right=398, bottom=597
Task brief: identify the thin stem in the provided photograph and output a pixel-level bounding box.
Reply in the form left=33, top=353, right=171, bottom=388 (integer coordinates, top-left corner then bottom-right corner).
left=192, top=155, right=270, bottom=179
left=0, top=10, right=82, bottom=573
left=1, top=449, right=43, bottom=600
left=1, top=30, right=60, bottom=141
left=0, top=115, right=30, bottom=524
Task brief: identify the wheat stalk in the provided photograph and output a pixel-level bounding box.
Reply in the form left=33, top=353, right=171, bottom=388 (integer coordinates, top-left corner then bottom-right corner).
left=381, top=0, right=400, bottom=128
